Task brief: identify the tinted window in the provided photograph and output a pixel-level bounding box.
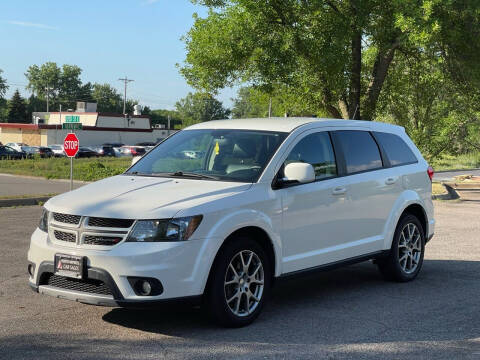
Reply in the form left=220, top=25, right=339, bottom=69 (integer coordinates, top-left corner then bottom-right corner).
left=335, top=131, right=382, bottom=174
left=284, top=132, right=336, bottom=179
left=374, top=132, right=417, bottom=166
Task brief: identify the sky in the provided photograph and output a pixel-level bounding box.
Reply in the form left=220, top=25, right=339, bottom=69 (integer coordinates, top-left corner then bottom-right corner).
left=0, top=0, right=236, bottom=110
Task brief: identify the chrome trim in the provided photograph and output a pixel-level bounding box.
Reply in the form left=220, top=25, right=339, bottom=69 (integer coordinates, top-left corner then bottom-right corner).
left=38, top=285, right=117, bottom=306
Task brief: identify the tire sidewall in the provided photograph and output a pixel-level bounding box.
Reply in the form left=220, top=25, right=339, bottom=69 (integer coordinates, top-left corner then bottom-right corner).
left=207, top=237, right=271, bottom=327
left=390, top=214, right=425, bottom=281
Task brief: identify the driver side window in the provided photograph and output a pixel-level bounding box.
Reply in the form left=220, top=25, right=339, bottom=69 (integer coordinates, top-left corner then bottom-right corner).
left=284, top=132, right=337, bottom=180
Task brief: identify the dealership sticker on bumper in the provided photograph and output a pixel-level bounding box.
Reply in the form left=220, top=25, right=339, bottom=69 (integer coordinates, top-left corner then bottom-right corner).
left=54, top=254, right=85, bottom=279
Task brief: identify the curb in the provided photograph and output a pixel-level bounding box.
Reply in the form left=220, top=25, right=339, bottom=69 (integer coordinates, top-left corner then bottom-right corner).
left=0, top=196, right=53, bottom=208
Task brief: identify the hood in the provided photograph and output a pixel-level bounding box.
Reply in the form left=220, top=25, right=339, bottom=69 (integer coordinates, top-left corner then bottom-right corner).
left=46, top=175, right=252, bottom=219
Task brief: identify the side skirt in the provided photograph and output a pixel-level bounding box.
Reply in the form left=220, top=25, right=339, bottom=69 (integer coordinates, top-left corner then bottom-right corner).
left=277, top=250, right=389, bottom=281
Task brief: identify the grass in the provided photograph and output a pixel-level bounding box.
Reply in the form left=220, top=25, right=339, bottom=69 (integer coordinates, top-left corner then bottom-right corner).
left=0, top=157, right=132, bottom=182
left=432, top=183, right=447, bottom=195
left=430, top=152, right=480, bottom=171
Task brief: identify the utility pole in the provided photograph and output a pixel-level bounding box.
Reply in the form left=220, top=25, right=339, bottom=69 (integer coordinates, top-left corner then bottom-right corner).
left=167, top=115, right=171, bottom=136
left=268, top=97, right=272, bottom=118
left=45, top=85, right=54, bottom=112
left=118, top=77, right=134, bottom=115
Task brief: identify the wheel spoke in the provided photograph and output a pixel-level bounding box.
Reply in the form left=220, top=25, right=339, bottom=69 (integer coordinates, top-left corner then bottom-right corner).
left=229, top=263, right=239, bottom=278
left=225, top=279, right=237, bottom=286
left=226, top=291, right=240, bottom=304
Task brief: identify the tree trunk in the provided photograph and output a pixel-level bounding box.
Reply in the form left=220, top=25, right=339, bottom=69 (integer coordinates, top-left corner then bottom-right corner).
left=363, top=41, right=399, bottom=120
left=348, top=31, right=362, bottom=119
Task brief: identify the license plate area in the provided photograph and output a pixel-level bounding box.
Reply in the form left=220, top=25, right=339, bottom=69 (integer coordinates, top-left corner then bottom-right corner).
left=54, top=254, right=85, bottom=279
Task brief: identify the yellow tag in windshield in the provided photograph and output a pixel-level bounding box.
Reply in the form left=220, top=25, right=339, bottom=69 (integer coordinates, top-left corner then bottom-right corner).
left=214, top=141, right=220, bottom=155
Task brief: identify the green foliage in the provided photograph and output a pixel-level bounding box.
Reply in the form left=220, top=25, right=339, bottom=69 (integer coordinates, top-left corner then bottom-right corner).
left=149, top=109, right=182, bottom=129
left=7, top=90, right=28, bottom=123
left=181, top=0, right=480, bottom=121
left=231, top=86, right=328, bottom=118
left=91, top=83, right=123, bottom=112
left=0, top=69, right=8, bottom=99
left=175, top=92, right=230, bottom=128
left=25, top=62, right=87, bottom=110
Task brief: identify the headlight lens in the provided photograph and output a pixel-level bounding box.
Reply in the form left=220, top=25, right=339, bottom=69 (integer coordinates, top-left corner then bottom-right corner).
left=126, top=215, right=203, bottom=242
left=39, top=209, right=49, bottom=232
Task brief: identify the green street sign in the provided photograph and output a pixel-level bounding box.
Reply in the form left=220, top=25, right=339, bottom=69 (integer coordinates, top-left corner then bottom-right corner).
left=65, top=115, right=80, bottom=123
left=62, top=123, right=83, bottom=130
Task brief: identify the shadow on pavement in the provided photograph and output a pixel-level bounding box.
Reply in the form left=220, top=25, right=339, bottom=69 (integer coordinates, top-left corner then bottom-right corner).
left=1, top=260, right=479, bottom=359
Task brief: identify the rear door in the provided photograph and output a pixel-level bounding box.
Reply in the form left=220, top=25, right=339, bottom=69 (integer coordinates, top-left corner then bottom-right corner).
left=331, top=130, right=398, bottom=251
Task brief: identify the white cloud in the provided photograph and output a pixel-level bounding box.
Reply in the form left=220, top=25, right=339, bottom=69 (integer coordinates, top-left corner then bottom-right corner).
left=7, top=21, right=58, bottom=30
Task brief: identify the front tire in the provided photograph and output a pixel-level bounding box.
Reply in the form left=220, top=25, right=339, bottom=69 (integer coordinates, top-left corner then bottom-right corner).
left=206, top=237, right=271, bottom=327
left=377, top=214, right=425, bottom=282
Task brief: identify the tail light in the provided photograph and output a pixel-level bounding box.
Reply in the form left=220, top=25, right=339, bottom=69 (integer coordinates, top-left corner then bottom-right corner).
left=427, top=166, right=434, bottom=182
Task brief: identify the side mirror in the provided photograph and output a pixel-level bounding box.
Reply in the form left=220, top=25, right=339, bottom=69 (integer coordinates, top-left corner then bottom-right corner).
left=282, top=162, right=315, bottom=185
left=131, top=156, right=142, bottom=166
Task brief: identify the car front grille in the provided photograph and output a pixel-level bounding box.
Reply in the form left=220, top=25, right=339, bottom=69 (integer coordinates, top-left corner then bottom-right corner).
left=54, top=230, right=76, bottom=243
left=41, top=273, right=112, bottom=296
left=53, top=212, right=81, bottom=225
left=84, top=235, right=123, bottom=246
left=87, top=217, right=134, bottom=228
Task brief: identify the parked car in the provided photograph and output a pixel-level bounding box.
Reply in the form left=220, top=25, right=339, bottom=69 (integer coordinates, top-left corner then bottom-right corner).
left=102, top=142, right=124, bottom=148
left=5, top=142, right=29, bottom=153
left=90, top=145, right=116, bottom=157
left=135, top=142, right=156, bottom=152
left=0, top=145, right=26, bottom=159
left=76, top=147, right=98, bottom=158
left=117, top=146, right=146, bottom=157
left=20, top=146, right=37, bottom=158
left=28, top=118, right=435, bottom=327
left=48, top=145, right=65, bottom=157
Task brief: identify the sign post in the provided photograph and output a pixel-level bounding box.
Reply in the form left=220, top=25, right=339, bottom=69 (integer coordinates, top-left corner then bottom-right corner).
left=63, top=133, right=79, bottom=191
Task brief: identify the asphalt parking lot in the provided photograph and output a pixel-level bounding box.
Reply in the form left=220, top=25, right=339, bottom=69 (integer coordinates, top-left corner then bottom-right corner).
left=0, top=200, right=479, bottom=359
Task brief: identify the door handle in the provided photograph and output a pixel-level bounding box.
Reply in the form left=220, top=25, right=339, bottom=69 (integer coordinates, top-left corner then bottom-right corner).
left=385, top=177, right=398, bottom=185
left=332, top=186, right=347, bottom=195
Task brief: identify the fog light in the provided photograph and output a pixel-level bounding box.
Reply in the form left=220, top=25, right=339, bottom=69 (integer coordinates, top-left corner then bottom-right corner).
left=127, top=276, right=163, bottom=296
left=139, top=280, right=152, bottom=296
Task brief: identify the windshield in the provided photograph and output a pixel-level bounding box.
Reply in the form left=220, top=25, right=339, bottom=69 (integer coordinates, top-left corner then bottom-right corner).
left=126, top=129, right=288, bottom=182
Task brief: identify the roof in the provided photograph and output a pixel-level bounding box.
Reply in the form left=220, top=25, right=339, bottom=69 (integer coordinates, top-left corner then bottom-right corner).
left=186, top=117, right=405, bottom=133
left=47, top=112, right=150, bottom=118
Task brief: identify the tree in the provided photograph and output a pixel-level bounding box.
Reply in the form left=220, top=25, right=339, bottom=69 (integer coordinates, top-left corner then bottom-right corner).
left=149, top=109, right=183, bottom=129
left=231, top=86, right=327, bottom=118
left=181, top=0, right=480, bottom=120
left=91, top=83, right=123, bottom=112
left=25, top=62, right=88, bottom=111
left=7, top=90, right=28, bottom=123
left=175, top=92, right=230, bottom=127
left=0, top=69, right=8, bottom=99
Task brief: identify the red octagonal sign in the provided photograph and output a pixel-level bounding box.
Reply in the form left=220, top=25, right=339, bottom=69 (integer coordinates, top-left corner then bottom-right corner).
left=63, top=133, right=79, bottom=157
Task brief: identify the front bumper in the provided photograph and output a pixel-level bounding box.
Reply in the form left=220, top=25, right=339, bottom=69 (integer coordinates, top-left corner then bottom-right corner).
left=28, top=228, right=211, bottom=306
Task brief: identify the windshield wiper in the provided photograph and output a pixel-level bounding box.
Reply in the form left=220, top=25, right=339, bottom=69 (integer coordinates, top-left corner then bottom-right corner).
left=169, top=171, right=220, bottom=180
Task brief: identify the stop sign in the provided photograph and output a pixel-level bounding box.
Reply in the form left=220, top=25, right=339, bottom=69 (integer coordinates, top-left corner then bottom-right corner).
left=63, top=133, right=79, bottom=157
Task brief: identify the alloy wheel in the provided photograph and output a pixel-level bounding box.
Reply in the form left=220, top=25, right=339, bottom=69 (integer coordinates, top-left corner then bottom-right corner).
left=224, top=250, right=265, bottom=317
left=398, top=223, right=422, bottom=274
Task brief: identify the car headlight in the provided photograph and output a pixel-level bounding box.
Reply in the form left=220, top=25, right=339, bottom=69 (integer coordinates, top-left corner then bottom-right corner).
left=39, top=209, right=49, bottom=232
left=126, top=215, right=203, bottom=242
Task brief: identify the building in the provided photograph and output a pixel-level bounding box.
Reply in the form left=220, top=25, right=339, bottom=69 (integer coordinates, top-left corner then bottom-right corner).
left=0, top=102, right=172, bottom=146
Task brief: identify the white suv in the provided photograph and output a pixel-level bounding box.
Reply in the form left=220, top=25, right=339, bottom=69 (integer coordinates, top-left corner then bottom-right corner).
left=28, top=118, right=434, bottom=327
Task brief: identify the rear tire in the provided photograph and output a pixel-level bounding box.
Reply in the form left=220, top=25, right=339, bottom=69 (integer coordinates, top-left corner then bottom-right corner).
left=377, top=214, right=425, bottom=282
left=205, top=237, right=271, bottom=327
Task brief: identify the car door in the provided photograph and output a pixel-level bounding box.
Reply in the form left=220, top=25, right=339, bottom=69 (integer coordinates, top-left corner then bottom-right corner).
left=330, top=130, right=396, bottom=251
left=278, top=130, right=355, bottom=274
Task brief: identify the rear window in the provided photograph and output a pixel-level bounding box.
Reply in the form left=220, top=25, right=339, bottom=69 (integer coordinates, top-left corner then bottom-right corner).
left=334, top=130, right=383, bottom=174
left=374, top=132, right=417, bottom=166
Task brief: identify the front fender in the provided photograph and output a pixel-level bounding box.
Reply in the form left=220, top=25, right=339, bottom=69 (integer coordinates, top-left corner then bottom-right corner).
left=189, top=209, right=283, bottom=295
